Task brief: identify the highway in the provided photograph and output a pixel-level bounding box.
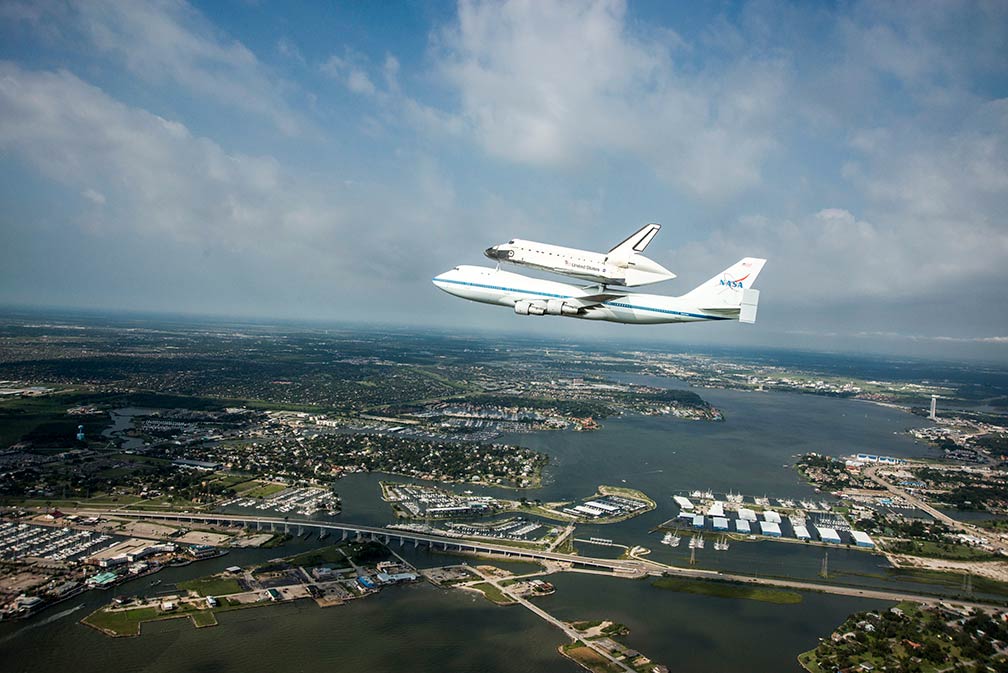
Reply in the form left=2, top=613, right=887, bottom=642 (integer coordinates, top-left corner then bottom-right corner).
left=863, top=464, right=1008, bottom=554
left=80, top=508, right=1005, bottom=610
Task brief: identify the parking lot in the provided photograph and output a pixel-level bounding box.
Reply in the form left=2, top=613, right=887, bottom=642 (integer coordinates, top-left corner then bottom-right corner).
left=0, top=522, right=114, bottom=562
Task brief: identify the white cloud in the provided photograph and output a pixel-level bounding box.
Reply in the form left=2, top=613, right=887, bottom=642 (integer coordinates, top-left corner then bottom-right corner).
left=7, top=0, right=307, bottom=136
left=321, top=54, right=378, bottom=97
left=425, top=0, right=785, bottom=198
left=0, top=62, right=507, bottom=299
left=81, top=188, right=106, bottom=205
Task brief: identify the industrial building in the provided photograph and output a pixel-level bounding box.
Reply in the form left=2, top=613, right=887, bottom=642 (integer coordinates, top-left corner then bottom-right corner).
left=851, top=531, right=875, bottom=548
left=793, top=525, right=811, bottom=540
left=673, top=496, right=694, bottom=511
left=737, top=508, right=757, bottom=522
left=762, top=510, right=782, bottom=524
left=735, top=519, right=751, bottom=534
left=816, top=527, right=842, bottom=544
left=759, top=521, right=782, bottom=537
left=707, top=501, right=724, bottom=518
left=692, top=514, right=705, bottom=529
left=712, top=517, right=729, bottom=531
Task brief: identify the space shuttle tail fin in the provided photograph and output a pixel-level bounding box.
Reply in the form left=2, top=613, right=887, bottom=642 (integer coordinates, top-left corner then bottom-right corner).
left=607, top=223, right=661, bottom=257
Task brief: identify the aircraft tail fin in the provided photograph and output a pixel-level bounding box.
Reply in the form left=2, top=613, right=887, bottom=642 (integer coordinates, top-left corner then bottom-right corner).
left=683, top=258, right=766, bottom=322
left=608, top=223, right=661, bottom=256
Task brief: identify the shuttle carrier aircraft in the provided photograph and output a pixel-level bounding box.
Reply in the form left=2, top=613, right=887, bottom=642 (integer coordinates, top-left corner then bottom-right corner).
left=433, top=257, right=766, bottom=325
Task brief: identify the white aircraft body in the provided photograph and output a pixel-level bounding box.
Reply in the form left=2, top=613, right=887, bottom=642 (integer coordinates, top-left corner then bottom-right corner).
left=484, top=223, right=676, bottom=287
left=433, top=257, right=766, bottom=325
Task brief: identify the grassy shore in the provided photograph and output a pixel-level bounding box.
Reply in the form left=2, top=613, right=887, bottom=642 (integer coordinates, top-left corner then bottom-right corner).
left=177, top=576, right=242, bottom=597
left=652, top=577, right=803, bottom=604
left=468, top=582, right=513, bottom=605
left=82, top=603, right=222, bottom=636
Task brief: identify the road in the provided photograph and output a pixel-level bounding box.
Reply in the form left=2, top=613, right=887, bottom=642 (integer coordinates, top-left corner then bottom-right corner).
left=864, top=464, right=1008, bottom=554
left=77, top=508, right=1006, bottom=609
left=466, top=566, right=636, bottom=673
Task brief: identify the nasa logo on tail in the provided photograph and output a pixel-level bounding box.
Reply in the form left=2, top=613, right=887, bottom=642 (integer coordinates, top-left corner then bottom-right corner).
left=719, top=274, right=749, bottom=289
left=718, top=260, right=752, bottom=289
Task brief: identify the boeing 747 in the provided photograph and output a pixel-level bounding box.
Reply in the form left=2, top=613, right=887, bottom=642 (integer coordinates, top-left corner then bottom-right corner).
left=433, top=257, right=766, bottom=325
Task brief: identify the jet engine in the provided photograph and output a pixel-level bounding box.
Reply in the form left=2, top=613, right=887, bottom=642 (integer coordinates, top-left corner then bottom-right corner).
left=513, top=300, right=547, bottom=316
left=545, top=299, right=580, bottom=316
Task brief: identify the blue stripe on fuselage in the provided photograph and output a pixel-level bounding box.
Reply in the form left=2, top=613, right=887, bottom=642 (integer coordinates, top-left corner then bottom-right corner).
left=432, top=277, right=730, bottom=321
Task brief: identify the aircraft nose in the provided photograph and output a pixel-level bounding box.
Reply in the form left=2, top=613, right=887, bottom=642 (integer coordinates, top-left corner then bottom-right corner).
left=484, top=246, right=504, bottom=260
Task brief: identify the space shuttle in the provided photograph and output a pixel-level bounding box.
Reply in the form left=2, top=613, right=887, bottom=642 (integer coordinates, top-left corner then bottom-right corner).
left=484, top=223, right=676, bottom=287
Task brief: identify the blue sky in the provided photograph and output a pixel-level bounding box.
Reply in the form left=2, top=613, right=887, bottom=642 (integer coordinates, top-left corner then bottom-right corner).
left=0, top=1, right=1006, bottom=360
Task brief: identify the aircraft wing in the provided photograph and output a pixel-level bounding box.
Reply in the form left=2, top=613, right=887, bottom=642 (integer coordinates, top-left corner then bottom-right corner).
left=568, top=291, right=627, bottom=308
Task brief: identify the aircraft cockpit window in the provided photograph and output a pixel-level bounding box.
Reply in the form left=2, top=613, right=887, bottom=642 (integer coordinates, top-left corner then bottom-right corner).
left=508, top=240, right=514, bottom=244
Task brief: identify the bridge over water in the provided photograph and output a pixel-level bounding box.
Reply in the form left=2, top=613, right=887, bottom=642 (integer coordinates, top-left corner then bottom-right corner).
left=86, top=509, right=655, bottom=576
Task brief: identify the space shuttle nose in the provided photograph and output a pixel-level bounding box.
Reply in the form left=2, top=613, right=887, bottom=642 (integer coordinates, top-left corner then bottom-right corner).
left=484, top=246, right=503, bottom=260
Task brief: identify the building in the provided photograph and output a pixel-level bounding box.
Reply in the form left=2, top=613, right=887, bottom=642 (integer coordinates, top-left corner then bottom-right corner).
left=930, top=395, right=937, bottom=420
left=86, top=571, right=118, bottom=588
left=673, top=496, right=694, bottom=511
left=816, top=526, right=842, bottom=544
left=759, top=521, right=782, bottom=537
left=692, top=514, right=705, bottom=529
left=712, top=517, right=729, bottom=531
left=793, top=525, right=811, bottom=540
left=738, top=508, right=757, bottom=522
left=851, top=531, right=875, bottom=548
left=735, top=519, right=751, bottom=534
left=762, top=510, right=782, bottom=524
left=707, top=501, right=725, bottom=518
left=187, top=545, right=218, bottom=559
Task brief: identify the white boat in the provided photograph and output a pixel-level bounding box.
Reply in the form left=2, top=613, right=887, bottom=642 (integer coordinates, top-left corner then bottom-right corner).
left=662, top=531, right=682, bottom=547
left=800, top=500, right=815, bottom=510
left=714, top=536, right=729, bottom=551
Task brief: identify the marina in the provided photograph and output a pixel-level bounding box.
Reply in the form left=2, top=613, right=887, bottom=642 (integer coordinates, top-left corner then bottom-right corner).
left=659, top=486, right=876, bottom=549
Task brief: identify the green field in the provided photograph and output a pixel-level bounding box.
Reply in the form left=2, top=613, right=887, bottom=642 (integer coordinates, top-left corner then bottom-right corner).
left=83, top=603, right=224, bottom=636
left=652, top=577, right=803, bottom=604
left=287, top=545, right=351, bottom=567
left=177, top=576, right=242, bottom=597
left=470, top=582, right=512, bottom=605
left=189, top=610, right=218, bottom=627
left=238, top=481, right=288, bottom=498
left=82, top=606, right=163, bottom=636
left=887, top=538, right=999, bottom=562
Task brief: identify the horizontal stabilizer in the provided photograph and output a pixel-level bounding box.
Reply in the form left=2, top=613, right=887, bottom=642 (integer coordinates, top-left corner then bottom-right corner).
left=739, top=289, right=760, bottom=324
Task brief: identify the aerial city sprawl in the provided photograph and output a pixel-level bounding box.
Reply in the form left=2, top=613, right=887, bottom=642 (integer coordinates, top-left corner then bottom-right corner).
left=2, top=2, right=1006, bottom=673
left=1, top=316, right=1007, bottom=673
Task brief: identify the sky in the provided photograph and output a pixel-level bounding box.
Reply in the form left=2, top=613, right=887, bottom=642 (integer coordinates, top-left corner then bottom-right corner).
left=0, top=1, right=1006, bottom=361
